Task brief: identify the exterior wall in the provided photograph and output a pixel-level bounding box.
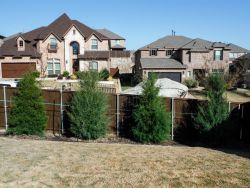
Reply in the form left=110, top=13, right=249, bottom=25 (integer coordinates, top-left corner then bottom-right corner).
left=39, top=34, right=65, bottom=76
left=140, top=50, right=168, bottom=58
left=85, top=35, right=109, bottom=51
left=0, top=57, right=40, bottom=78
left=64, top=26, right=85, bottom=74
left=110, top=40, right=125, bottom=48
left=79, top=60, right=108, bottom=72
left=110, top=56, right=134, bottom=73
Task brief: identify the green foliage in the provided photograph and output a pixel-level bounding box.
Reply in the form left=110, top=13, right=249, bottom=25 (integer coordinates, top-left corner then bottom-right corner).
left=68, top=71, right=109, bottom=139
left=31, top=70, right=40, bottom=78
left=62, top=71, right=70, bottom=77
left=132, top=75, right=171, bottom=143
left=195, top=74, right=229, bottom=136
left=184, top=79, right=198, bottom=88
left=99, top=69, right=110, bottom=80
left=7, top=73, right=48, bottom=136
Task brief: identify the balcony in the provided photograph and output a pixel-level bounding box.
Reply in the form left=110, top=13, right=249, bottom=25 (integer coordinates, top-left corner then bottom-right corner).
left=47, top=44, right=58, bottom=53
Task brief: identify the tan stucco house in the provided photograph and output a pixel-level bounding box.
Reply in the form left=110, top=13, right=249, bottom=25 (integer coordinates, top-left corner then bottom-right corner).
left=134, top=35, right=249, bottom=82
left=0, top=14, right=131, bottom=78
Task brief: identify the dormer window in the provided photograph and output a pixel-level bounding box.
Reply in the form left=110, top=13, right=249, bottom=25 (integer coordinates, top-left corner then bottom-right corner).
left=19, top=40, right=24, bottom=47
left=50, top=37, right=57, bottom=49
left=17, top=37, right=25, bottom=51
left=91, top=39, right=98, bottom=50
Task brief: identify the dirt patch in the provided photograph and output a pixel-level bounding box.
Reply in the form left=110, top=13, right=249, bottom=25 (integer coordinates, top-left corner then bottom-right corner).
left=0, top=137, right=249, bottom=187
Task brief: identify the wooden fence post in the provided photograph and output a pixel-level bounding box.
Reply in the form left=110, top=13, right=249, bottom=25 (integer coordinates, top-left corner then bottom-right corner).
left=116, top=94, right=120, bottom=136
left=171, top=98, right=175, bottom=141
left=60, top=86, right=64, bottom=135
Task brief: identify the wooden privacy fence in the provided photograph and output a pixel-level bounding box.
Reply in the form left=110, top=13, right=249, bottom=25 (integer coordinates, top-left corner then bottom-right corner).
left=0, top=87, right=248, bottom=142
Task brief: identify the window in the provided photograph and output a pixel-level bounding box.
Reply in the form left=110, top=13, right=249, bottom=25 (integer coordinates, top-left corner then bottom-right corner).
left=89, top=61, right=98, bottom=71
left=229, top=53, right=238, bottom=60
left=115, top=40, right=120, bottom=45
left=214, top=50, right=223, bottom=61
left=19, top=40, right=24, bottom=47
left=47, top=59, right=61, bottom=75
left=187, top=71, right=191, bottom=77
left=70, top=41, right=80, bottom=55
left=149, top=49, right=157, bottom=56
left=50, top=37, right=57, bottom=49
left=73, top=29, right=76, bottom=35
left=91, top=39, right=98, bottom=50
left=166, top=50, right=173, bottom=56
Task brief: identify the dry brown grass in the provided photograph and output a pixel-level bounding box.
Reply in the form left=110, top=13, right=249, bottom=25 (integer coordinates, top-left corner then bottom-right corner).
left=0, top=137, right=250, bottom=188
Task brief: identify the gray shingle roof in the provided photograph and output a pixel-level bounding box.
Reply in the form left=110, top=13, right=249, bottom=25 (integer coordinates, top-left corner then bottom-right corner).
left=181, top=38, right=213, bottom=52
left=141, top=58, right=186, bottom=69
left=227, top=43, right=249, bottom=53
left=139, top=35, right=192, bottom=50
left=96, top=29, right=125, bottom=40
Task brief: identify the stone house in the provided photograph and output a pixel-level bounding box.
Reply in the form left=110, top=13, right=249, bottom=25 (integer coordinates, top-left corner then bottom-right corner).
left=0, top=14, right=131, bottom=78
left=134, top=35, right=249, bottom=82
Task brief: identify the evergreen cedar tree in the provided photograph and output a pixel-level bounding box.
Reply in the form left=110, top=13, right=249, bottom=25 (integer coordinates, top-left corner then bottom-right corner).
left=68, top=71, right=109, bottom=140
left=132, top=75, right=171, bottom=144
left=8, top=72, right=47, bottom=136
left=195, top=73, right=229, bottom=141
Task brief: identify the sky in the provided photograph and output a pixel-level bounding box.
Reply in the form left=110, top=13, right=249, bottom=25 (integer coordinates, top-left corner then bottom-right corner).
left=0, top=0, right=250, bottom=50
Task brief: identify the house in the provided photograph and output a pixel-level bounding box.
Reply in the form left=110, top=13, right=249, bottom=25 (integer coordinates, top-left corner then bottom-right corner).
left=0, top=35, right=5, bottom=47
left=0, top=14, right=131, bottom=79
left=134, top=35, right=249, bottom=83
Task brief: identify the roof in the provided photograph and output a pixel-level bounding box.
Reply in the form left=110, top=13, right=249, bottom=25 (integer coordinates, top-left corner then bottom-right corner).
left=236, top=53, right=250, bottom=60
left=0, top=13, right=110, bottom=58
left=140, top=58, right=186, bottom=69
left=111, top=44, right=125, bottom=49
left=181, top=38, right=213, bottom=52
left=96, top=29, right=125, bottom=40
left=227, top=43, right=249, bottom=53
left=139, top=35, right=193, bottom=50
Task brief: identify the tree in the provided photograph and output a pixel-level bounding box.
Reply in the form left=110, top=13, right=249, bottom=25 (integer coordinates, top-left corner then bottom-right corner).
left=132, top=75, right=171, bottom=143
left=8, top=72, right=48, bottom=136
left=195, top=73, right=229, bottom=135
left=68, top=71, right=109, bottom=139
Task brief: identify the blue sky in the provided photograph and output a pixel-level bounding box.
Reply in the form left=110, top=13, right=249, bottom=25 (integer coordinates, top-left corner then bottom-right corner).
left=0, top=0, right=250, bottom=50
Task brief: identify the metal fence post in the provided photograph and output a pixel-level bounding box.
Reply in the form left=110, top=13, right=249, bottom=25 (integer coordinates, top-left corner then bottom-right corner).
left=116, top=93, right=120, bottom=136
left=60, top=85, right=64, bottom=135
left=171, top=97, right=175, bottom=141
left=3, top=86, right=8, bottom=130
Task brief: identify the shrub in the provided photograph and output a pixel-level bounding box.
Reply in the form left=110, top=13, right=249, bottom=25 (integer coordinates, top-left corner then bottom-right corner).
left=99, top=69, right=109, bottom=80
left=184, top=79, right=198, bottom=88
left=132, top=74, right=171, bottom=143
left=7, top=73, right=48, bottom=136
left=194, top=74, right=229, bottom=144
left=62, top=71, right=70, bottom=77
left=31, top=70, right=40, bottom=78
left=68, top=71, right=109, bottom=139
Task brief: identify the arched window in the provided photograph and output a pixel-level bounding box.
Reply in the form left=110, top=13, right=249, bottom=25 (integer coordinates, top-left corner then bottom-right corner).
left=89, top=61, right=98, bottom=71
left=70, top=41, right=80, bottom=55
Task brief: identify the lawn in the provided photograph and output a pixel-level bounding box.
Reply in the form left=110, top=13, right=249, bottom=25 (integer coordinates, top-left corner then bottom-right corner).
left=0, top=137, right=250, bottom=187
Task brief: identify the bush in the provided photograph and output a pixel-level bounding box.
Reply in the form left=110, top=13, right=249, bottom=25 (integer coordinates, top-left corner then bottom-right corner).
left=31, top=70, right=40, bottom=78
left=99, top=69, right=109, bottom=80
left=184, top=79, right=198, bottom=88
left=132, top=75, right=171, bottom=143
left=7, top=73, right=48, bottom=136
left=62, top=71, right=70, bottom=77
left=194, top=74, right=229, bottom=144
left=68, top=71, right=109, bottom=139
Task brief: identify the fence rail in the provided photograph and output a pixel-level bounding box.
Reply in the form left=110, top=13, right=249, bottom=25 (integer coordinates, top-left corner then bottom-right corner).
left=0, top=87, right=249, bottom=142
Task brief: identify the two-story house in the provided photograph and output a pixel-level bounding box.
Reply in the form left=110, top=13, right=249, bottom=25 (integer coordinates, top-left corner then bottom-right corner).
left=0, top=14, right=131, bottom=78
left=134, top=35, right=249, bottom=82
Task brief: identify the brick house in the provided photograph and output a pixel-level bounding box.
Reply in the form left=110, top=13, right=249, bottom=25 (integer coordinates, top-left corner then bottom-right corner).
left=134, top=35, right=249, bottom=82
left=0, top=14, right=131, bottom=78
